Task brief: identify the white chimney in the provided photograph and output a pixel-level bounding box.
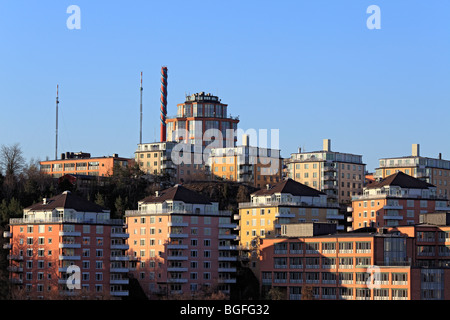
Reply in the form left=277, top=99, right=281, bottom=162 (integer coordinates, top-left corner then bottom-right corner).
left=242, top=134, right=250, bottom=146
left=323, top=139, right=331, bottom=152
left=412, top=144, right=420, bottom=157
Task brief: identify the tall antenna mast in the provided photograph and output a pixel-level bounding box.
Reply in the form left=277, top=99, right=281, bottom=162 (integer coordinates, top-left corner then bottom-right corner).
left=55, top=84, right=59, bottom=160
left=140, top=71, right=143, bottom=145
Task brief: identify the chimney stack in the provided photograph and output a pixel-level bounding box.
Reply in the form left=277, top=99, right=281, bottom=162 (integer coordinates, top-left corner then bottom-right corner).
left=242, top=134, right=250, bottom=146
left=160, top=66, right=168, bottom=142
left=323, top=139, right=331, bottom=152
left=412, top=144, right=420, bottom=157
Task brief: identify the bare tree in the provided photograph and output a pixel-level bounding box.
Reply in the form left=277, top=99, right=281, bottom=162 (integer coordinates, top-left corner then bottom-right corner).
left=0, top=143, right=25, bottom=177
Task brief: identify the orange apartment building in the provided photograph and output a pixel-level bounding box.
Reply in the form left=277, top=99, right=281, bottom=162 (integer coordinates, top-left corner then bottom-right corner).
left=375, top=143, right=450, bottom=198
left=124, top=184, right=238, bottom=299
left=3, top=191, right=129, bottom=299
left=351, top=171, right=450, bottom=230
left=40, top=151, right=133, bottom=178
left=259, top=219, right=450, bottom=300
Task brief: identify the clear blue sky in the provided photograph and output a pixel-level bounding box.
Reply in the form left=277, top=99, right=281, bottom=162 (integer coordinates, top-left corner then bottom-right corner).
left=0, top=0, right=449, bottom=172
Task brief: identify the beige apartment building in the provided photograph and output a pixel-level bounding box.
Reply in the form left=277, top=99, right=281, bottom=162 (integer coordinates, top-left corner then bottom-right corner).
left=208, top=136, right=282, bottom=188
left=135, top=142, right=208, bottom=183
left=287, top=139, right=366, bottom=204
left=375, top=144, right=450, bottom=198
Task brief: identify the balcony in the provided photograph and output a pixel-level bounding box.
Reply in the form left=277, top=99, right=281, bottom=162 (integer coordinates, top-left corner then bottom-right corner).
left=7, top=254, right=23, bottom=261
left=167, top=244, right=188, bottom=250
left=110, top=256, right=130, bottom=261
left=168, top=233, right=188, bottom=238
left=218, top=267, right=237, bottom=273
left=110, top=267, right=129, bottom=273
left=59, top=243, right=81, bottom=249
left=218, top=256, right=238, bottom=262
left=326, top=214, right=345, bottom=220
left=111, top=244, right=129, bottom=250
left=219, top=245, right=237, bottom=250
left=233, top=214, right=240, bottom=220
left=111, top=232, right=129, bottom=238
left=323, top=184, right=337, bottom=190
left=435, top=205, right=450, bottom=211
left=110, top=290, right=129, bottom=297
left=383, top=215, right=403, bottom=220
left=219, top=234, right=238, bottom=240
left=168, top=222, right=189, bottom=227
left=383, top=205, right=403, bottom=210
left=219, top=223, right=238, bottom=229
left=275, top=212, right=296, bottom=218
left=3, top=243, right=11, bottom=249
left=59, top=255, right=81, bottom=260
left=167, top=255, right=188, bottom=261
left=7, top=266, right=23, bottom=272
left=218, top=278, right=237, bottom=284
left=110, top=279, right=129, bottom=285
left=168, top=278, right=188, bottom=283
left=59, top=231, right=81, bottom=237
left=167, top=267, right=188, bottom=272
left=3, top=231, right=12, bottom=238
left=347, top=216, right=353, bottom=222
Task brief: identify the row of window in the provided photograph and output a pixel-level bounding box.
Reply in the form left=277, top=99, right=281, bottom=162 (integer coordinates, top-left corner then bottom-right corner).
left=20, top=225, right=105, bottom=234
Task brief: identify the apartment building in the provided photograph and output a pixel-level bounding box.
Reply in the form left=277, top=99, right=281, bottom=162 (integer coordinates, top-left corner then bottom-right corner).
left=238, top=179, right=344, bottom=251
left=3, top=191, right=129, bottom=299
left=208, top=136, right=282, bottom=188
left=260, top=220, right=450, bottom=300
left=124, top=184, right=238, bottom=299
left=351, top=171, right=450, bottom=230
left=40, top=151, right=132, bottom=178
left=287, top=139, right=366, bottom=204
left=135, top=141, right=210, bottom=183
left=165, top=92, right=239, bottom=148
left=375, top=143, right=450, bottom=198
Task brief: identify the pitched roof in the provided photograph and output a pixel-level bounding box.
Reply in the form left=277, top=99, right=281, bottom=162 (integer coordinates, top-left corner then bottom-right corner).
left=139, top=184, right=212, bottom=204
left=252, top=178, right=325, bottom=197
left=366, top=171, right=435, bottom=189
left=25, top=191, right=109, bottom=212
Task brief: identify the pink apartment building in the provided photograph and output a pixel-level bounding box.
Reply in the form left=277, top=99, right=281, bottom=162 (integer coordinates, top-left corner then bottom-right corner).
left=3, top=191, right=129, bottom=299
left=125, top=184, right=238, bottom=299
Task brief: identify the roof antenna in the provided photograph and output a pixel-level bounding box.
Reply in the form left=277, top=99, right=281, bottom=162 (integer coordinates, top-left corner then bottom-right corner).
left=55, top=84, right=59, bottom=160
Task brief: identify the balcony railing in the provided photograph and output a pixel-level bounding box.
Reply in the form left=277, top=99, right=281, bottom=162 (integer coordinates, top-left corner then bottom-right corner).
left=125, top=209, right=231, bottom=217
left=9, top=217, right=124, bottom=226
left=239, top=200, right=338, bottom=209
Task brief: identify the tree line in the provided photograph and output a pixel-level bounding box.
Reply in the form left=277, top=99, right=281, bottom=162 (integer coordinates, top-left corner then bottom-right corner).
left=0, top=143, right=171, bottom=226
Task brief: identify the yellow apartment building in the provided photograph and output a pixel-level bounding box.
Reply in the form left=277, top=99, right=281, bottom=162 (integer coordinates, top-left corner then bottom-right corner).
left=237, top=178, right=343, bottom=251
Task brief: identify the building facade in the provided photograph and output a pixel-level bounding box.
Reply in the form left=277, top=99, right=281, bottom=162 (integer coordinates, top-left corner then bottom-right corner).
left=40, top=152, right=132, bottom=178
left=351, top=172, right=450, bottom=230
left=3, top=191, right=129, bottom=299
left=165, top=92, right=239, bottom=148
left=237, top=178, right=344, bottom=278
left=287, top=139, right=366, bottom=204
left=258, top=220, right=450, bottom=300
left=375, top=143, right=450, bottom=198
left=125, top=185, right=238, bottom=299
left=208, top=137, right=282, bottom=188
